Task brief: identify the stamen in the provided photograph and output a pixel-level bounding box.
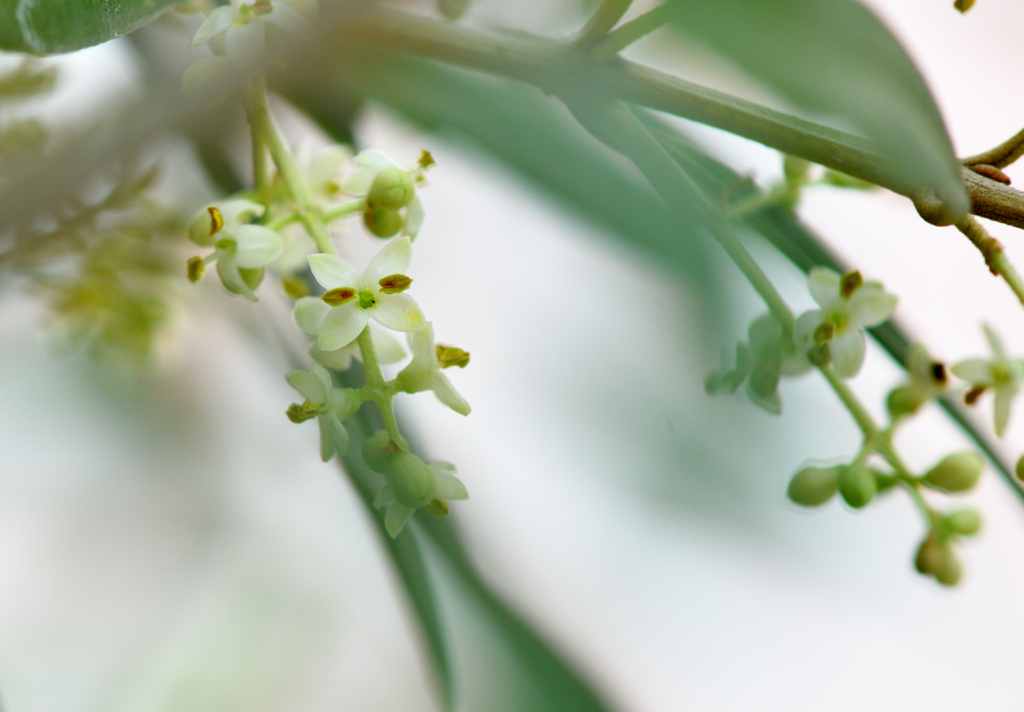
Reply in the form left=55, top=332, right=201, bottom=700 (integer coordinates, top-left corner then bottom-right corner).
left=322, top=287, right=356, bottom=306
left=840, top=270, right=863, bottom=299
left=436, top=344, right=470, bottom=369
left=378, top=274, right=413, bottom=294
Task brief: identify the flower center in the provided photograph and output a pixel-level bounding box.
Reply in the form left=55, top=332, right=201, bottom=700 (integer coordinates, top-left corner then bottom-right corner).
left=322, top=287, right=356, bottom=306
left=358, top=288, right=377, bottom=310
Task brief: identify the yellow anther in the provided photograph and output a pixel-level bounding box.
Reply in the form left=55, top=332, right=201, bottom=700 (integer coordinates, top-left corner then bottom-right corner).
left=322, top=287, right=356, bottom=306
left=378, top=274, right=413, bottom=294
left=425, top=499, right=450, bottom=517
left=840, top=270, right=863, bottom=299
left=436, top=344, right=470, bottom=369
left=208, top=206, right=224, bottom=236
left=187, top=256, right=205, bottom=283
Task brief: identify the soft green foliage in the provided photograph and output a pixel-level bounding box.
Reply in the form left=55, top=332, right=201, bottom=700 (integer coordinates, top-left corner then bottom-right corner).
left=0, top=0, right=180, bottom=53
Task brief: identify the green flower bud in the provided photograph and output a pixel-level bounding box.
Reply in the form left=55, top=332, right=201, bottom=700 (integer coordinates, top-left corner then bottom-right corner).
left=934, top=545, right=963, bottom=586
left=914, top=533, right=943, bottom=576
left=839, top=465, right=876, bottom=509
left=943, top=509, right=982, bottom=537
left=787, top=465, right=840, bottom=507
left=872, top=469, right=898, bottom=493
left=362, top=429, right=401, bottom=474
left=390, top=452, right=436, bottom=508
left=364, top=204, right=405, bottom=238
left=368, top=167, right=415, bottom=210
left=924, top=452, right=984, bottom=493
left=188, top=205, right=223, bottom=246
left=886, top=385, right=925, bottom=419
left=438, top=0, right=471, bottom=20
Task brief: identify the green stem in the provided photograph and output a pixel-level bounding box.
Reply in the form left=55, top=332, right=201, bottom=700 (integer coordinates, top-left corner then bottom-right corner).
left=724, top=184, right=796, bottom=221
left=246, top=77, right=338, bottom=256
left=267, top=198, right=366, bottom=232
left=357, top=326, right=406, bottom=447
left=576, top=0, right=634, bottom=46
left=957, top=215, right=1024, bottom=309
left=592, top=3, right=673, bottom=57
left=818, top=365, right=878, bottom=437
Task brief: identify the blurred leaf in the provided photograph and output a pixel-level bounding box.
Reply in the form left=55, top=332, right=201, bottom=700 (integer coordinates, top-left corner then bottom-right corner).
left=0, top=0, right=178, bottom=54
left=277, top=45, right=725, bottom=323
left=664, top=0, right=968, bottom=222
left=336, top=368, right=614, bottom=712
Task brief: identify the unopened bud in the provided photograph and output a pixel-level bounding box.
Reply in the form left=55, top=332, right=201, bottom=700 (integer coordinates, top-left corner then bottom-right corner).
left=787, top=465, right=840, bottom=507
left=943, top=509, right=982, bottom=537
left=924, top=451, right=984, bottom=493
left=915, top=532, right=962, bottom=585
left=390, top=452, right=436, bottom=508
left=438, top=0, right=470, bottom=20
left=436, top=344, right=470, bottom=369
left=189, top=205, right=224, bottom=246
left=362, top=429, right=402, bottom=474
left=368, top=167, right=415, bottom=210
left=281, top=275, right=309, bottom=299
left=187, top=256, right=205, bottom=283
left=887, top=385, right=924, bottom=418
left=364, top=205, right=405, bottom=238
left=839, top=465, right=876, bottom=509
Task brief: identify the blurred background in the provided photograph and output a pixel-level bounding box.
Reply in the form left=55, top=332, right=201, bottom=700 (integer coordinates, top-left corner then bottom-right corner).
left=2, top=0, right=1024, bottom=710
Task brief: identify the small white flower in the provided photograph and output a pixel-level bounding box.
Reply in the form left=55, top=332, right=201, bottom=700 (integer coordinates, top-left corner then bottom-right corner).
left=300, top=237, right=425, bottom=351
left=188, top=199, right=284, bottom=301
left=285, top=363, right=361, bottom=461
left=191, top=0, right=314, bottom=70
left=395, top=322, right=471, bottom=416
left=795, top=267, right=897, bottom=379
left=952, top=325, right=1024, bottom=436
left=303, top=325, right=406, bottom=371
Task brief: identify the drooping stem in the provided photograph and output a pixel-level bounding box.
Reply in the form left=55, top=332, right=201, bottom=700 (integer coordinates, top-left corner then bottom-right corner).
left=592, top=3, right=673, bottom=58
left=576, top=0, right=635, bottom=46
left=245, top=76, right=338, bottom=256
left=357, top=326, right=406, bottom=447
left=957, top=215, right=1024, bottom=309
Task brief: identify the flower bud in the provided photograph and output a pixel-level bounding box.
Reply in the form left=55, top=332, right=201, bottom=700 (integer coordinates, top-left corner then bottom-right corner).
left=839, top=465, right=876, bottom=509
left=924, top=452, right=984, bottom=493
left=943, top=509, right=982, bottom=537
left=364, top=205, right=405, bottom=238
left=438, top=0, right=471, bottom=20
left=368, top=167, right=415, bottom=210
left=915, top=533, right=962, bottom=586
left=787, top=465, right=840, bottom=507
left=362, top=429, right=401, bottom=474
left=886, top=385, right=925, bottom=419
left=188, top=205, right=224, bottom=246
left=390, top=452, right=436, bottom=508
left=934, top=546, right=963, bottom=586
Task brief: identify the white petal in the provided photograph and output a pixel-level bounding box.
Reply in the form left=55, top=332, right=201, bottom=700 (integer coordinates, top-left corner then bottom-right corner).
left=847, top=286, right=897, bottom=327
left=984, top=324, right=1005, bottom=358
left=432, top=372, right=471, bottom=415
left=233, top=225, right=284, bottom=268
left=951, top=359, right=993, bottom=385
left=408, top=322, right=437, bottom=366
left=318, top=416, right=335, bottom=461
left=385, top=502, right=415, bottom=538
left=794, top=309, right=823, bottom=351
left=310, top=343, right=355, bottom=371
left=226, top=21, right=264, bottom=70
left=355, top=149, right=396, bottom=169
left=342, top=167, right=376, bottom=196
left=306, top=146, right=350, bottom=192
left=808, top=268, right=840, bottom=309
left=308, top=253, right=360, bottom=290
left=995, top=387, right=1012, bottom=436
left=747, top=313, right=780, bottom=352
left=434, top=471, right=468, bottom=500
left=371, top=327, right=407, bottom=365
left=322, top=412, right=348, bottom=459
left=293, top=296, right=330, bottom=336
left=191, top=5, right=236, bottom=45
left=215, top=253, right=257, bottom=301
left=286, top=368, right=326, bottom=402
left=218, top=198, right=265, bottom=225
left=266, top=2, right=308, bottom=34
left=371, top=293, right=424, bottom=332
left=404, top=196, right=424, bottom=239
left=318, top=304, right=368, bottom=351
left=830, top=329, right=866, bottom=379
left=309, top=363, right=333, bottom=394
left=180, top=57, right=239, bottom=106
left=365, top=237, right=413, bottom=285
left=374, top=483, right=396, bottom=509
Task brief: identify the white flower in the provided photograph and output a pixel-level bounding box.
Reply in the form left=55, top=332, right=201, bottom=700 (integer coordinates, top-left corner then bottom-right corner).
left=374, top=456, right=469, bottom=537
left=344, top=150, right=425, bottom=239
left=304, top=145, right=352, bottom=204
left=395, top=322, right=471, bottom=416
left=952, top=325, right=1024, bottom=436
left=299, top=237, right=425, bottom=351
left=191, top=0, right=314, bottom=70
left=887, top=344, right=948, bottom=418
left=187, top=199, right=284, bottom=301
left=285, top=363, right=361, bottom=461
left=795, top=267, right=897, bottom=378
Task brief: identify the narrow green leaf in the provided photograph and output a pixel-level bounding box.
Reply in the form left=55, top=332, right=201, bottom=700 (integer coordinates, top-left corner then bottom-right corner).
left=0, top=0, right=179, bottom=54
left=664, top=0, right=968, bottom=223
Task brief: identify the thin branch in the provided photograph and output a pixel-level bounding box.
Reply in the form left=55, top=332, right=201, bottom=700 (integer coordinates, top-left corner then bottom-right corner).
left=592, top=3, right=674, bottom=58
left=957, top=215, right=1024, bottom=309
left=962, top=126, right=1024, bottom=169
left=575, top=0, right=634, bottom=46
